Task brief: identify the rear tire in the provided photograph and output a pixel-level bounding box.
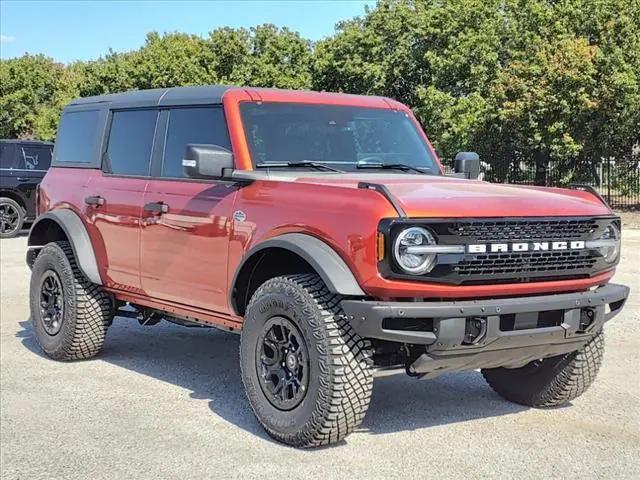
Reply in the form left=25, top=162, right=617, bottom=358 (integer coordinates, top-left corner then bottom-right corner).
left=482, top=331, right=604, bottom=407
left=30, top=241, right=113, bottom=360
left=0, top=197, right=25, bottom=238
left=240, top=273, right=373, bottom=447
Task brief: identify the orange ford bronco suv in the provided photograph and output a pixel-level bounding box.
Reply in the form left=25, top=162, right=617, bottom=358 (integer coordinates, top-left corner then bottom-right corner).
left=27, top=86, right=629, bottom=447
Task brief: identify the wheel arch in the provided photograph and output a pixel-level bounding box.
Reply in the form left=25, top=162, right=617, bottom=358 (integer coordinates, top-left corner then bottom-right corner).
left=230, top=233, right=365, bottom=316
left=28, top=210, right=102, bottom=285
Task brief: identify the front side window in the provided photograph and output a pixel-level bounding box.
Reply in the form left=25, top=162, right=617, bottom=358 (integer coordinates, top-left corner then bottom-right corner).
left=162, top=107, right=231, bottom=178
left=240, top=102, right=439, bottom=173
left=54, top=110, right=100, bottom=164
left=106, top=110, right=158, bottom=176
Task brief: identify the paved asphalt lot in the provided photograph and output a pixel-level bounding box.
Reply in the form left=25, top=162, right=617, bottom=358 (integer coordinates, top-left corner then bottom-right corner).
left=1, top=232, right=638, bottom=480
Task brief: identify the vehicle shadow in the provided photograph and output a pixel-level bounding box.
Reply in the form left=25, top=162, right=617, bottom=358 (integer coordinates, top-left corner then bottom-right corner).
left=17, top=317, right=531, bottom=443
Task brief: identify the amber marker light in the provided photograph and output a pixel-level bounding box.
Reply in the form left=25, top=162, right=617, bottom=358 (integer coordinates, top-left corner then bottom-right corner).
left=376, top=232, right=386, bottom=262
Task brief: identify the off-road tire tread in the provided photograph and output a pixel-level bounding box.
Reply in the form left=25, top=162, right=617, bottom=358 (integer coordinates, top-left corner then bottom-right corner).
left=242, top=273, right=373, bottom=447
left=32, top=241, right=112, bottom=360
left=482, top=331, right=604, bottom=407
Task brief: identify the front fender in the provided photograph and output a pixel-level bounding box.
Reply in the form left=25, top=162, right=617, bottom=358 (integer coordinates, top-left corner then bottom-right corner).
left=230, top=233, right=366, bottom=314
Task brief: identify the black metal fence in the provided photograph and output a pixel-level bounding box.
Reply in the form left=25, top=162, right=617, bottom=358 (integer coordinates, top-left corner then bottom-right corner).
left=454, top=158, right=640, bottom=210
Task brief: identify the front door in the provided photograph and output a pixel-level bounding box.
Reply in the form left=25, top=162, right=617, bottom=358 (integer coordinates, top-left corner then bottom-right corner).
left=140, top=106, right=237, bottom=313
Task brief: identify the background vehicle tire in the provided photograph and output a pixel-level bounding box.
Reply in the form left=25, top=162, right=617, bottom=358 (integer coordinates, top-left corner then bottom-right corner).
left=482, top=331, right=604, bottom=407
left=29, top=241, right=113, bottom=360
left=240, top=273, right=373, bottom=447
left=0, top=197, right=25, bottom=238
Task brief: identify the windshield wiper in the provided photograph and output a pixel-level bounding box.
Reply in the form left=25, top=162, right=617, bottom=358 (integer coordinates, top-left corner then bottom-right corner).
left=356, top=162, right=427, bottom=174
left=255, top=161, right=343, bottom=173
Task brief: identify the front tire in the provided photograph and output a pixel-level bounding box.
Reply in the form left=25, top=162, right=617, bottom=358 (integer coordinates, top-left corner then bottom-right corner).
left=0, top=197, right=25, bottom=238
left=30, top=241, right=113, bottom=360
left=240, top=273, right=373, bottom=447
left=482, top=331, right=604, bottom=407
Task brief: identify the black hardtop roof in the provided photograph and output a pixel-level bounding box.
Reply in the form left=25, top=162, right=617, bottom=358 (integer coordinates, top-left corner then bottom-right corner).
left=67, top=85, right=237, bottom=109
left=0, top=139, right=54, bottom=146
left=65, top=85, right=392, bottom=110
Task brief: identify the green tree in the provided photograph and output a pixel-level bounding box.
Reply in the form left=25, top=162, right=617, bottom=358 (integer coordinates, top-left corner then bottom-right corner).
left=314, top=0, right=640, bottom=186
left=313, top=0, right=505, bottom=161
left=477, top=0, right=640, bottom=185
left=208, top=24, right=312, bottom=89
left=73, top=32, right=215, bottom=96
left=135, top=32, right=216, bottom=88
left=0, top=54, right=71, bottom=140
left=72, top=25, right=312, bottom=95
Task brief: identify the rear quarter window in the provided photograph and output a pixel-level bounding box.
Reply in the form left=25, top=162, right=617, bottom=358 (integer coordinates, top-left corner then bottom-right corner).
left=54, top=110, right=102, bottom=166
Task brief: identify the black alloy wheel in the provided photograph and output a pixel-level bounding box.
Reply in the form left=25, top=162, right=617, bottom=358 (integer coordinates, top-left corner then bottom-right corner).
left=39, top=270, right=65, bottom=335
left=256, top=316, right=310, bottom=410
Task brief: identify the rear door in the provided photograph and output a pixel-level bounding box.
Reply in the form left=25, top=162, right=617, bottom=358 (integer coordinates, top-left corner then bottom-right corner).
left=85, top=109, right=158, bottom=292
left=140, top=106, right=238, bottom=313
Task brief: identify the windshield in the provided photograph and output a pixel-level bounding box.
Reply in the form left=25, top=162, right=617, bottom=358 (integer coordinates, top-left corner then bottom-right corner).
left=240, top=102, right=439, bottom=174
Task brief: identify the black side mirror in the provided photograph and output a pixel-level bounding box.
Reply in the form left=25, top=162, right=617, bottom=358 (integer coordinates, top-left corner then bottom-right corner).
left=182, top=144, right=234, bottom=179
left=454, top=152, right=480, bottom=180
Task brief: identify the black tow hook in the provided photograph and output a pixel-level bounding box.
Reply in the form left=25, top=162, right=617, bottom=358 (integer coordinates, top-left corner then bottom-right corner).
left=463, top=317, right=488, bottom=345
left=579, top=308, right=596, bottom=332
left=406, top=362, right=422, bottom=378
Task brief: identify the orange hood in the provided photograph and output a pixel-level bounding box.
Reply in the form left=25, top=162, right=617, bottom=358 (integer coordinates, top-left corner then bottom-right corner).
left=292, top=174, right=612, bottom=218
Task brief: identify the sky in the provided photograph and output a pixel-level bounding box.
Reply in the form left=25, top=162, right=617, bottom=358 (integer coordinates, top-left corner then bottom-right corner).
left=0, top=0, right=375, bottom=63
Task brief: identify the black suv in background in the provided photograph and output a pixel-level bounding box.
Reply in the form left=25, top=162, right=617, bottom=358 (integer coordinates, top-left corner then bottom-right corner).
left=0, top=140, right=53, bottom=237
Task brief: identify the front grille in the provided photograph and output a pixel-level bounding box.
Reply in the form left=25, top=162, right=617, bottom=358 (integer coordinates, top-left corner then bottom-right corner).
left=381, top=216, right=618, bottom=285
left=449, top=219, right=599, bottom=241
left=453, top=250, right=597, bottom=277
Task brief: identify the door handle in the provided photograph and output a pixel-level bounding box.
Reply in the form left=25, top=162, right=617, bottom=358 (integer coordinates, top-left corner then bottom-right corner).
left=85, top=195, right=105, bottom=207
left=16, top=177, right=30, bottom=182
left=143, top=201, right=169, bottom=214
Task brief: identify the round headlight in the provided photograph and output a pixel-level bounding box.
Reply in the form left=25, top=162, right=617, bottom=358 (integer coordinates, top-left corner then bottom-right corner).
left=599, top=222, right=620, bottom=263
left=393, top=227, right=437, bottom=274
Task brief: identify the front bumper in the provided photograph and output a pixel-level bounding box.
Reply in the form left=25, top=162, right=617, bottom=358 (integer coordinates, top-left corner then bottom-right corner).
left=341, top=283, right=629, bottom=377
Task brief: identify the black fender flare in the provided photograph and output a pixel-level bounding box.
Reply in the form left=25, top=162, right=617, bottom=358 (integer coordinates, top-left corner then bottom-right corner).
left=231, top=233, right=366, bottom=314
left=28, top=210, right=102, bottom=285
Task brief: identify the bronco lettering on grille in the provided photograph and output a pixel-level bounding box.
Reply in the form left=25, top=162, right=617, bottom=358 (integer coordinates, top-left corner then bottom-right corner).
left=468, top=241, right=586, bottom=254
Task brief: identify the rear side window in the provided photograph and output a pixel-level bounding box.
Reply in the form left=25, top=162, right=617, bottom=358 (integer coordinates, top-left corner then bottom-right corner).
left=0, top=144, right=16, bottom=169
left=17, top=145, right=52, bottom=170
left=162, top=107, right=230, bottom=178
left=106, top=110, right=158, bottom=176
left=55, top=110, right=101, bottom=164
